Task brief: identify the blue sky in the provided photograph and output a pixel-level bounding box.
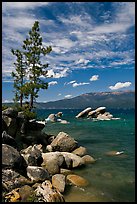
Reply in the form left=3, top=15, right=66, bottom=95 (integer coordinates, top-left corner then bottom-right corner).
left=2, top=2, right=135, bottom=103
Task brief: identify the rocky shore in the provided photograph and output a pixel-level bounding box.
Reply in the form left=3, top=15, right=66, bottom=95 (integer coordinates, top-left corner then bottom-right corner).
left=2, top=108, right=96, bottom=202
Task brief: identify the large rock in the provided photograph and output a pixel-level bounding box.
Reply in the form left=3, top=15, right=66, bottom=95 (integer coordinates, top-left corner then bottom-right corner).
left=52, top=174, right=66, bottom=193
left=87, top=110, right=97, bottom=118
left=95, top=107, right=106, bottom=114
left=2, top=131, right=17, bottom=148
left=50, top=132, right=78, bottom=152
left=2, top=116, right=18, bottom=138
left=66, top=174, right=89, bottom=187
left=76, top=107, right=92, bottom=118
left=2, top=107, right=18, bottom=118
left=47, top=114, right=57, bottom=122
left=2, top=118, right=8, bottom=132
left=2, top=144, right=27, bottom=174
left=42, top=152, right=65, bottom=175
left=27, top=166, right=50, bottom=182
left=35, top=180, right=65, bottom=202
left=2, top=169, right=34, bottom=192
left=61, top=152, right=84, bottom=168
left=81, top=155, right=96, bottom=164
left=72, top=146, right=87, bottom=157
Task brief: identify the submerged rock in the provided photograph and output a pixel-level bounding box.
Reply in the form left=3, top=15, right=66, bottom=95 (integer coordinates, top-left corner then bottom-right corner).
left=82, top=155, right=96, bottom=164
left=66, top=174, right=89, bottom=187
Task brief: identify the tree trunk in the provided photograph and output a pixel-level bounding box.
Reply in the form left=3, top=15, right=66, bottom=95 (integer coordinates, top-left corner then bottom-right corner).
left=30, top=94, right=33, bottom=111
left=20, top=94, right=23, bottom=107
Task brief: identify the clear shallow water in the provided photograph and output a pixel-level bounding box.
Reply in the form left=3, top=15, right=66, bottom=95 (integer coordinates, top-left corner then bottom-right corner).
left=36, top=109, right=135, bottom=202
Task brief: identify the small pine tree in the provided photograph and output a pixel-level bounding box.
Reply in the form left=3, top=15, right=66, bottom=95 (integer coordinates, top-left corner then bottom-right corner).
left=11, top=49, right=26, bottom=107
left=22, top=21, right=52, bottom=110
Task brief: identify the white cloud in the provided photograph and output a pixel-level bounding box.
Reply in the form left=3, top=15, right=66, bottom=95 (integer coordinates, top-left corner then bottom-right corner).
left=72, top=82, right=90, bottom=87
left=48, top=81, right=58, bottom=86
left=2, top=2, right=50, bottom=11
left=47, top=68, right=69, bottom=78
left=90, top=75, right=99, bottom=81
left=75, top=58, right=90, bottom=65
left=66, top=80, right=76, bottom=85
left=109, top=82, right=132, bottom=90
left=58, top=93, right=62, bottom=96
left=64, top=95, right=72, bottom=99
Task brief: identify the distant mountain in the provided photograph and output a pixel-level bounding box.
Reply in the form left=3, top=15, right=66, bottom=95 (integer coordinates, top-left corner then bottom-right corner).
left=35, top=90, right=135, bottom=109
left=3, top=90, right=135, bottom=110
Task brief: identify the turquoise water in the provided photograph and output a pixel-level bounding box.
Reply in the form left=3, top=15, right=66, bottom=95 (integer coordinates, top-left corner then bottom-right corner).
left=36, top=109, right=135, bottom=202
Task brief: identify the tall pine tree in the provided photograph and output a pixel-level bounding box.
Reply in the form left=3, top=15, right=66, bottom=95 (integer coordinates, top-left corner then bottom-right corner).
left=22, top=21, right=52, bottom=110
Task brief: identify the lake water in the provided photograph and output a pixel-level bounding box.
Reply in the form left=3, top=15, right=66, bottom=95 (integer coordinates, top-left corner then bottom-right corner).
left=36, top=109, right=135, bottom=202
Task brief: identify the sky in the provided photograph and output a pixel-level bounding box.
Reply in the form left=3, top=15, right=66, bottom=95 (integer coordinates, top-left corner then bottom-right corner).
left=2, top=2, right=135, bottom=103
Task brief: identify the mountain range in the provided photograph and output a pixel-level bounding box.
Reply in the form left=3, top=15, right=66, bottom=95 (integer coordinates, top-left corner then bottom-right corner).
left=34, top=90, right=135, bottom=109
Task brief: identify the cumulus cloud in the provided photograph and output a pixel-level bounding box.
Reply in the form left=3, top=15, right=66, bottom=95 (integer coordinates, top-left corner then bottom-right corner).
left=75, top=58, right=90, bottom=65
left=109, top=82, right=132, bottom=90
left=47, top=68, right=69, bottom=78
left=64, top=95, right=72, bottom=99
left=48, top=81, right=58, bottom=86
left=90, top=75, right=99, bottom=81
left=72, top=82, right=90, bottom=87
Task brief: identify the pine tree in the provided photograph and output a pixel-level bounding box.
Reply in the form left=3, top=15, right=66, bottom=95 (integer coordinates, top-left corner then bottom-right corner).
left=11, top=49, right=26, bottom=107
left=22, top=21, right=52, bottom=110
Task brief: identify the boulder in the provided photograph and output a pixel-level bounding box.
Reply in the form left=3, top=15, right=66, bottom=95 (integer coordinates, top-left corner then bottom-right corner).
left=2, top=169, right=34, bottom=192
left=27, top=145, right=43, bottom=166
left=96, top=114, right=111, bottom=121
left=50, top=132, right=78, bottom=152
left=18, top=185, right=36, bottom=202
left=60, top=168, right=74, bottom=176
left=72, top=146, right=87, bottom=157
left=66, top=174, right=89, bottom=187
left=52, top=174, right=66, bottom=193
left=76, top=107, right=92, bottom=118
left=60, top=152, right=84, bottom=168
left=95, top=107, right=106, bottom=114
left=35, top=180, right=65, bottom=202
left=2, top=131, right=17, bottom=148
left=2, top=118, right=8, bottom=132
left=2, top=116, right=18, bottom=138
left=87, top=110, right=97, bottom=118
left=2, top=107, right=18, bottom=118
left=42, top=152, right=65, bottom=175
left=81, top=155, right=96, bottom=164
left=56, top=112, right=63, bottom=117
left=47, top=114, right=57, bottom=122
left=27, top=166, right=50, bottom=182
left=2, top=144, right=27, bottom=175
left=28, top=121, right=45, bottom=131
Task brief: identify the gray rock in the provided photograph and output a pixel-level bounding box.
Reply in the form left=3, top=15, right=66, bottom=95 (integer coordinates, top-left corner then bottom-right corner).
left=50, top=132, right=78, bottom=152
left=2, top=169, right=33, bottom=192
left=2, top=118, right=8, bottom=132
left=52, top=174, right=66, bottom=193
left=76, top=107, right=92, bottom=118
left=87, top=110, right=97, bottom=118
left=47, top=114, right=57, bottom=122
left=42, top=152, right=65, bottom=175
left=2, top=144, right=27, bottom=174
left=2, top=131, right=17, bottom=148
left=95, top=106, right=106, bottom=114
left=81, top=155, right=96, bottom=164
left=35, top=180, right=65, bottom=202
left=27, top=166, right=50, bottom=182
left=2, top=116, right=18, bottom=138
left=2, top=107, right=18, bottom=118
left=61, top=152, right=85, bottom=168
left=72, top=146, right=87, bottom=157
